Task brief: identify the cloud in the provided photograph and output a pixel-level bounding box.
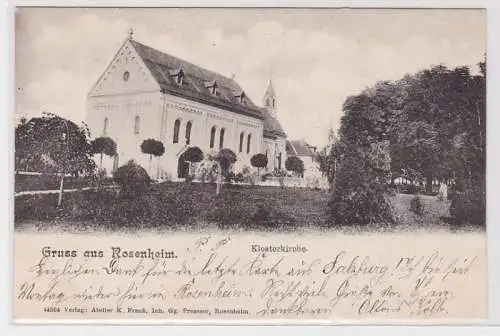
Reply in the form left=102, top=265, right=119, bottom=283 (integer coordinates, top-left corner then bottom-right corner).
left=15, top=8, right=485, bottom=147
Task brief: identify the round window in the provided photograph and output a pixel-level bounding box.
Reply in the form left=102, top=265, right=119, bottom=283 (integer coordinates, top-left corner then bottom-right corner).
left=123, top=71, right=130, bottom=81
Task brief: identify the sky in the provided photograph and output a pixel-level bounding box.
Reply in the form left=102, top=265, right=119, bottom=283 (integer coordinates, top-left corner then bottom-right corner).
left=14, top=8, right=485, bottom=148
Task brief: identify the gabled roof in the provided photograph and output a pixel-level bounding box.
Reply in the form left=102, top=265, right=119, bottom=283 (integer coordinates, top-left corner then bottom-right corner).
left=286, top=139, right=316, bottom=157
left=130, top=39, right=264, bottom=120
left=259, top=107, right=287, bottom=139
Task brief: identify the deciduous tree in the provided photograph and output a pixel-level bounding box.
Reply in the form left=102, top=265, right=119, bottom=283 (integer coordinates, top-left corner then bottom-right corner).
left=14, top=112, right=95, bottom=206
left=285, top=156, right=304, bottom=177
left=140, top=139, right=165, bottom=177
left=91, top=136, right=117, bottom=171
left=250, top=153, right=268, bottom=175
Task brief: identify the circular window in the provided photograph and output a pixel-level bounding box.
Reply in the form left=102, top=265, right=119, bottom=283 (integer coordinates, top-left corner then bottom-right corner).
left=123, top=71, right=130, bottom=81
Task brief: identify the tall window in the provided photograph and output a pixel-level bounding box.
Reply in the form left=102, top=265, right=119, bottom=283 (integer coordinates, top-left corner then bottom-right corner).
left=219, top=128, right=225, bottom=149
left=278, top=152, right=282, bottom=169
left=210, top=126, right=216, bottom=148
left=134, top=115, right=140, bottom=134
left=173, top=119, right=181, bottom=144
left=103, top=117, right=109, bottom=135
left=239, top=132, right=244, bottom=152
left=246, top=134, right=252, bottom=153
left=185, top=121, right=192, bottom=145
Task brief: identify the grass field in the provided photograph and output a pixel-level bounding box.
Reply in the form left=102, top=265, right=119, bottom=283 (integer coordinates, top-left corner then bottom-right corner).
left=14, top=182, right=481, bottom=234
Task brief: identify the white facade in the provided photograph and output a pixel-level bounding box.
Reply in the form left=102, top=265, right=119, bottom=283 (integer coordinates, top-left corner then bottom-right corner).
left=86, top=36, right=286, bottom=179
left=263, top=137, right=287, bottom=171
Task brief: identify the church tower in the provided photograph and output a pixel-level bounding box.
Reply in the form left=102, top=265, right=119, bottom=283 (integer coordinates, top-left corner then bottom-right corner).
left=263, top=79, right=278, bottom=118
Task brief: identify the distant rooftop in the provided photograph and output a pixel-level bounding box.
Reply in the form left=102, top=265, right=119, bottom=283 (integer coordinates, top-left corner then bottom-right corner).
left=286, top=139, right=317, bottom=156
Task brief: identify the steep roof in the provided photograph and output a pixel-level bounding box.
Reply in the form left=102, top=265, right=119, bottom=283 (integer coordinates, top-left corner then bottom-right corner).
left=130, top=39, right=264, bottom=120
left=259, top=107, right=287, bottom=139
left=286, top=140, right=316, bottom=157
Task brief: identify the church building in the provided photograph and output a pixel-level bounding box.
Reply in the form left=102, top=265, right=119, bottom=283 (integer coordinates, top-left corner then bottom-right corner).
left=86, top=32, right=287, bottom=180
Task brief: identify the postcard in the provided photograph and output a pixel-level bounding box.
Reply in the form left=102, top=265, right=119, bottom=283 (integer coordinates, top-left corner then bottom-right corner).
left=12, top=7, right=487, bottom=323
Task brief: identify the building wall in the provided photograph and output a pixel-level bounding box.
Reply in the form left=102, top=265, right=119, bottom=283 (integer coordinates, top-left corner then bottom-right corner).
left=158, top=93, right=264, bottom=178
left=86, top=91, right=163, bottom=175
left=263, top=136, right=287, bottom=171
left=301, top=155, right=319, bottom=178
left=87, top=91, right=266, bottom=179
left=86, top=38, right=275, bottom=179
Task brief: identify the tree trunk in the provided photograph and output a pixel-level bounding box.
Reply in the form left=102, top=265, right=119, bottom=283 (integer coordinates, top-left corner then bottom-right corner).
left=426, top=174, right=433, bottom=194
left=156, top=157, right=161, bottom=180
left=216, top=162, right=221, bottom=195
left=58, top=173, right=64, bottom=207
left=149, top=155, right=152, bottom=177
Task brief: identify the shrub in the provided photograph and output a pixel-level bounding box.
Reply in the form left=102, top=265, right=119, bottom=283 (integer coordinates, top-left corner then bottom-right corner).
left=328, top=142, right=396, bottom=227
left=239, top=166, right=256, bottom=185
left=183, top=146, right=204, bottom=163
left=285, top=156, right=305, bottom=177
left=250, top=154, right=268, bottom=174
left=113, top=160, right=150, bottom=196
left=140, top=138, right=165, bottom=177
left=409, top=195, right=424, bottom=215
left=234, top=172, right=245, bottom=183
left=272, top=168, right=288, bottom=188
left=224, top=172, right=236, bottom=184
left=91, top=137, right=117, bottom=171
left=198, top=161, right=218, bottom=183
left=212, top=148, right=237, bottom=177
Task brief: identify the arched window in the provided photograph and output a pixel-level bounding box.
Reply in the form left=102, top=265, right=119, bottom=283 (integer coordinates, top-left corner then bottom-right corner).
left=239, top=132, right=244, bottom=153
left=246, top=134, right=252, bottom=154
left=103, top=117, right=109, bottom=135
left=134, top=115, right=140, bottom=134
left=173, top=119, right=181, bottom=144
left=219, top=128, right=225, bottom=149
left=210, top=126, right=216, bottom=148
left=185, top=121, right=192, bottom=145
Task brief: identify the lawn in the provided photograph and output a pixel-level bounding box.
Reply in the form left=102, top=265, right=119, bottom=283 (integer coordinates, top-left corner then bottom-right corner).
left=14, top=172, right=114, bottom=193
left=14, top=182, right=479, bottom=233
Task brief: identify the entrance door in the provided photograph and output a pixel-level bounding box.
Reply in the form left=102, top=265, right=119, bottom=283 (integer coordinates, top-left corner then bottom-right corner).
left=177, top=152, right=190, bottom=178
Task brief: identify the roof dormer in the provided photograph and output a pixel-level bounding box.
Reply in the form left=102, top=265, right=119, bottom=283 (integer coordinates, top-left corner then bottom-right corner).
left=233, top=90, right=247, bottom=105
left=204, top=80, right=219, bottom=96
left=169, top=67, right=185, bottom=85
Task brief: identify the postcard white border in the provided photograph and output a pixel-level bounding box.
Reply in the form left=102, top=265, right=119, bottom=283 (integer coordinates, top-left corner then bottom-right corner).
left=2, top=0, right=500, bottom=334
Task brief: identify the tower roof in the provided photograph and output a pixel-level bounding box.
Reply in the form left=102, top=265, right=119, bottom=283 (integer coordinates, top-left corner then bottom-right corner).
left=259, top=107, right=287, bottom=139
left=264, top=79, right=276, bottom=97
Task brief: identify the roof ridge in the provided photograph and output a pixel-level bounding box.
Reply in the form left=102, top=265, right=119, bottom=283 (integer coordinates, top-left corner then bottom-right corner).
left=130, top=39, right=240, bottom=89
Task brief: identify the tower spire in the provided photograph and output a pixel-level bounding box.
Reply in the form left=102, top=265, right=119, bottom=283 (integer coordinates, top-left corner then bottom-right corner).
left=263, top=76, right=277, bottom=118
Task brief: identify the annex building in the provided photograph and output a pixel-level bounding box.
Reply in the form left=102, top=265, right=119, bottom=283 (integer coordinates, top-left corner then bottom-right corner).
left=86, top=32, right=287, bottom=180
